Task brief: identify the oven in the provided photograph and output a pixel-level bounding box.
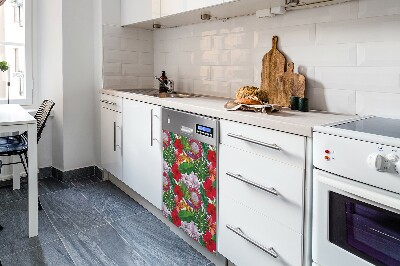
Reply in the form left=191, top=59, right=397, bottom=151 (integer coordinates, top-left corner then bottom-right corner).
left=313, top=169, right=400, bottom=266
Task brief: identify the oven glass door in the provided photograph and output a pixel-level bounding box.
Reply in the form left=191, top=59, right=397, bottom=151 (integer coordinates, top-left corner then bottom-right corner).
left=329, top=191, right=400, bottom=266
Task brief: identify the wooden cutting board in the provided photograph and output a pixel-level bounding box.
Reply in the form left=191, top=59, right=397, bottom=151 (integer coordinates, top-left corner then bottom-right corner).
left=260, top=36, right=286, bottom=105
left=279, top=62, right=306, bottom=107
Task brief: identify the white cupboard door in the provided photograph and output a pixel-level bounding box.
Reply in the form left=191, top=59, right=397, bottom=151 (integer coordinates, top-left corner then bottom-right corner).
left=123, top=100, right=162, bottom=209
left=186, top=0, right=223, bottom=11
left=121, top=0, right=161, bottom=26
left=101, top=107, right=123, bottom=180
left=160, top=0, right=186, bottom=17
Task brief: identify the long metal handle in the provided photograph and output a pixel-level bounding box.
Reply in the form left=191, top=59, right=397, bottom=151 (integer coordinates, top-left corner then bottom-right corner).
left=227, top=133, right=281, bottom=151
left=113, top=122, right=117, bottom=151
left=226, top=172, right=279, bottom=196
left=101, top=100, right=117, bottom=106
left=150, top=109, right=153, bottom=146
left=226, top=225, right=278, bottom=258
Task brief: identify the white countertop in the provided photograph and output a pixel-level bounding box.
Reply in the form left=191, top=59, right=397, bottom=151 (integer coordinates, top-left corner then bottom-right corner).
left=0, top=104, right=36, bottom=126
left=101, top=89, right=357, bottom=137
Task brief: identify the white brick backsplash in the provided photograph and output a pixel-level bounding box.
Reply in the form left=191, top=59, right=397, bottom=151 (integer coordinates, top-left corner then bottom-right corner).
left=357, top=42, right=400, bottom=66
left=306, top=88, right=356, bottom=114
left=103, top=63, right=122, bottom=76
left=283, top=44, right=357, bottom=67
left=193, top=80, right=230, bottom=97
left=104, top=50, right=138, bottom=64
left=140, top=52, right=154, bottom=65
left=358, top=0, right=400, bottom=18
left=98, top=1, right=400, bottom=118
left=122, top=39, right=153, bottom=52
left=122, top=64, right=154, bottom=76
left=254, top=24, right=316, bottom=48
left=316, top=16, right=400, bottom=45
left=194, top=50, right=231, bottom=65
left=356, top=91, right=400, bottom=118
left=179, top=66, right=210, bottom=80
left=315, top=67, right=400, bottom=93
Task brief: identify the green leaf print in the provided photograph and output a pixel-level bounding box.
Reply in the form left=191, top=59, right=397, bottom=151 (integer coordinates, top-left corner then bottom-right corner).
left=212, top=234, right=216, bottom=242
left=194, top=210, right=209, bottom=234
left=202, top=142, right=210, bottom=156
left=193, top=158, right=208, bottom=182
left=199, top=186, right=209, bottom=208
left=180, top=183, right=190, bottom=199
left=170, top=132, right=176, bottom=143
left=199, top=236, right=205, bottom=247
left=181, top=137, right=191, bottom=152
left=178, top=162, right=195, bottom=174
left=163, top=190, right=175, bottom=211
left=163, top=146, right=176, bottom=167
left=178, top=210, right=195, bottom=222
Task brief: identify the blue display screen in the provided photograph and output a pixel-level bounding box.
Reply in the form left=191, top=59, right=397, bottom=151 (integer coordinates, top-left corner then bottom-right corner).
left=196, top=124, right=213, bottom=137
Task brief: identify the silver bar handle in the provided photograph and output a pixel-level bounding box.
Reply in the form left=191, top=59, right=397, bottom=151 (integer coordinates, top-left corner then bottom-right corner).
left=113, top=122, right=116, bottom=152
left=101, top=100, right=117, bottom=106
left=227, top=133, right=281, bottom=151
left=226, top=225, right=278, bottom=259
left=150, top=109, right=153, bottom=146
left=226, top=172, right=279, bottom=196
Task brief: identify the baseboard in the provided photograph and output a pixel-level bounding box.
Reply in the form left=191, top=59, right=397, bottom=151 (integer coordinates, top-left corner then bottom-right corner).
left=52, top=166, right=103, bottom=181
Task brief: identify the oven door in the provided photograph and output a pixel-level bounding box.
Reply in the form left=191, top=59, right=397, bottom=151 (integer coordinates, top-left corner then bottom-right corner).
left=313, top=169, right=400, bottom=266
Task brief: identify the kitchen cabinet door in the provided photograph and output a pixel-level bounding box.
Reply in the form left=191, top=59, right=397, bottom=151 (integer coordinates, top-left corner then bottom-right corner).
left=101, top=107, right=123, bottom=181
left=123, top=100, right=162, bottom=209
left=161, top=0, right=223, bottom=17
left=186, top=0, right=223, bottom=11
left=121, top=0, right=161, bottom=26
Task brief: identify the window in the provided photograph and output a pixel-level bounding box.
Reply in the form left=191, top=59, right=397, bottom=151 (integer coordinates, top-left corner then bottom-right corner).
left=0, top=0, right=32, bottom=105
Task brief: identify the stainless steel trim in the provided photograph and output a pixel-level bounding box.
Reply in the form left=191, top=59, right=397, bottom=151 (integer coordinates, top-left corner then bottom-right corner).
left=113, top=122, right=116, bottom=152
left=226, top=225, right=278, bottom=258
left=227, top=133, right=281, bottom=151
left=101, top=100, right=117, bottom=106
left=150, top=109, right=153, bottom=146
left=226, top=172, right=279, bottom=196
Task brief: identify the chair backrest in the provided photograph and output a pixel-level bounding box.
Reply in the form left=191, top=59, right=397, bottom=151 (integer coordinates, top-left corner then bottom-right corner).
left=35, top=100, right=55, bottom=143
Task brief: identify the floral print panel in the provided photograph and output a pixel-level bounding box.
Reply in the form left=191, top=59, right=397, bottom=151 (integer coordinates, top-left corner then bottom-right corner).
left=162, top=130, right=217, bottom=253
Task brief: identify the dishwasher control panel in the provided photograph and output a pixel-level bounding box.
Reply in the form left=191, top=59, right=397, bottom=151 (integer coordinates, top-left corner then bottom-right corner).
left=162, top=108, right=218, bottom=146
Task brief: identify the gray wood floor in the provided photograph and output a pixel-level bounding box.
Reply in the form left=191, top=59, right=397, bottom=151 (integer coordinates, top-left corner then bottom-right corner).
left=0, top=176, right=213, bottom=266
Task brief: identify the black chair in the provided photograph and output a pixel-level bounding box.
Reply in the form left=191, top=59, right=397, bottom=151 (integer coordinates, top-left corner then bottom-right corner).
left=0, top=100, right=55, bottom=210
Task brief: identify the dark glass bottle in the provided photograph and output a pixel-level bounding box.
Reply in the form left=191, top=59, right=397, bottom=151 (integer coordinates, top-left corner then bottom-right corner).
left=159, top=71, right=168, bottom=93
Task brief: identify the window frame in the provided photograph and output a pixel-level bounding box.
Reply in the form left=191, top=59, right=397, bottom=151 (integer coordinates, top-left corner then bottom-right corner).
left=0, top=0, right=33, bottom=105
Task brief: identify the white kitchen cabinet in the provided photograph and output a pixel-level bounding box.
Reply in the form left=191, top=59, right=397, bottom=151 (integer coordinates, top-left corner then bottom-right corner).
left=101, top=106, right=123, bottom=181
left=123, top=99, right=162, bottom=209
left=218, top=120, right=306, bottom=266
left=161, top=0, right=222, bottom=17
left=121, top=0, right=161, bottom=26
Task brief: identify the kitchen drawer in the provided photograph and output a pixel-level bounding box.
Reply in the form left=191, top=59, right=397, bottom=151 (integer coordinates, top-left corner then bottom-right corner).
left=100, top=93, right=122, bottom=113
left=219, top=120, right=305, bottom=168
left=218, top=193, right=302, bottom=266
left=219, top=144, right=304, bottom=233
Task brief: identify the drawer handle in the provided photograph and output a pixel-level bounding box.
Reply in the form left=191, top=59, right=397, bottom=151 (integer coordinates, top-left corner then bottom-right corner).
left=101, top=100, right=117, bottom=106
left=226, top=224, right=278, bottom=259
left=227, top=133, right=281, bottom=151
left=226, top=172, right=279, bottom=196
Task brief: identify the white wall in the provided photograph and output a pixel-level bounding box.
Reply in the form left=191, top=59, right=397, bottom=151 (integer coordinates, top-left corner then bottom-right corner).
left=37, top=0, right=64, bottom=169
left=62, top=0, right=96, bottom=171
left=153, top=0, right=400, bottom=118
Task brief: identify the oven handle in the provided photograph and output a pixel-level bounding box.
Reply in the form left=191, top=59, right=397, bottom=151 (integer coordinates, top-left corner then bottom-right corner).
left=316, top=170, right=400, bottom=211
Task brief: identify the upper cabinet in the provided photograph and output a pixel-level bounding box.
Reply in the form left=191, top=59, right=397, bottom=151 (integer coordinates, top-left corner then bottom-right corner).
left=161, top=0, right=223, bottom=17
left=121, top=0, right=161, bottom=26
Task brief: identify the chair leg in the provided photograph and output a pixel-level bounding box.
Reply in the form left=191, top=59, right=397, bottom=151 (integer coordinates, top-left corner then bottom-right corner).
left=19, top=154, right=28, bottom=178
left=20, top=153, right=42, bottom=211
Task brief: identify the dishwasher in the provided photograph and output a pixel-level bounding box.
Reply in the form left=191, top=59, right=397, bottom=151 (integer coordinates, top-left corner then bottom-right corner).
left=162, top=108, right=219, bottom=253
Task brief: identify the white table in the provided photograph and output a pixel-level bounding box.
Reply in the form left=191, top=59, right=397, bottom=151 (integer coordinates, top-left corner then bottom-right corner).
left=0, top=104, right=38, bottom=237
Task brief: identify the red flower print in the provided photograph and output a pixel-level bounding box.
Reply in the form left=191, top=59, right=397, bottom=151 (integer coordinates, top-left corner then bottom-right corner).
left=174, top=185, right=183, bottom=201
left=203, top=231, right=216, bottom=253
left=207, top=150, right=216, bottom=166
left=171, top=163, right=182, bottom=182
left=162, top=172, right=170, bottom=191
left=187, top=140, right=203, bottom=160
left=163, top=130, right=171, bottom=148
left=171, top=209, right=181, bottom=227
left=207, top=203, right=216, bottom=222
left=204, top=178, right=216, bottom=200
left=186, top=189, right=202, bottom=209
left=174, top=139, right=184, bottom=152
